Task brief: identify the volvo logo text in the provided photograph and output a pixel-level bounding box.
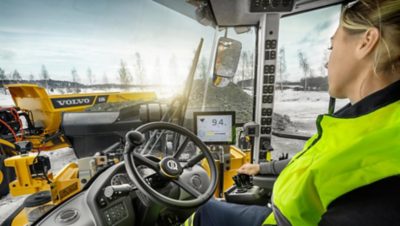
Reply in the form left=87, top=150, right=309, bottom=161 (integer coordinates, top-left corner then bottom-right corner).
left=56, top=98, right=91, bottom=106
left=51, top=96, right=96, bottom=109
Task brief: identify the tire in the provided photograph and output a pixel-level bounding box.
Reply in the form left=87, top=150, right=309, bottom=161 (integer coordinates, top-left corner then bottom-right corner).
left=0, top=154, right=11, bottom=197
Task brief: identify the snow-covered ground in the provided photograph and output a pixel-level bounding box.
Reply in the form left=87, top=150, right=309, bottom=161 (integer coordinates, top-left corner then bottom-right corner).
left=274, top=89, right=348, bottom=134
left=0, top=91, right=14, bottom=106
left=272, top=89, right=348, bottom=157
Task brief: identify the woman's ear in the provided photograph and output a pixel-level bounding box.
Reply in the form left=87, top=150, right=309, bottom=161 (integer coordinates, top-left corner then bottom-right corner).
left=356, top=27, right=380, bottom=59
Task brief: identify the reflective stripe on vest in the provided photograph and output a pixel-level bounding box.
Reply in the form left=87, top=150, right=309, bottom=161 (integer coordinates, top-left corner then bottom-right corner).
left=182, top=212, right=196, bottom=226
left=263, top=101, right=400, bottom=226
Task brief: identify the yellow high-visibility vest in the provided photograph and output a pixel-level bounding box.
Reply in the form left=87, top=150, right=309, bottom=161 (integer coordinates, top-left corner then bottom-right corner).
left=264, top=100, right=400, bottom=225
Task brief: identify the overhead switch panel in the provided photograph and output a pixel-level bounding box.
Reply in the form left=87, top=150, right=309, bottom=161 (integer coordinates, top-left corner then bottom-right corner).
left=250, top=0, right=295, bottom=12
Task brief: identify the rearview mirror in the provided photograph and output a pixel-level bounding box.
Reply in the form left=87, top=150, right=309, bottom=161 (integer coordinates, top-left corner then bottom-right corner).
left=213, top=37, right=242, bottom=79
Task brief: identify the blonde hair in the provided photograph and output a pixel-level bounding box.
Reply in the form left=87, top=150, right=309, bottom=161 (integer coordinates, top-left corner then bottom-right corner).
left=341, top=0, right=400, bottom=75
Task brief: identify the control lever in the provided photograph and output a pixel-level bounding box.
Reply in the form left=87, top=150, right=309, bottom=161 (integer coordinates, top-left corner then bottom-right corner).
left=233, top=174, right=253, bottom=193
left=239, top=174, right=253, bottom=189
left=104, top=184, right=136, bottom=199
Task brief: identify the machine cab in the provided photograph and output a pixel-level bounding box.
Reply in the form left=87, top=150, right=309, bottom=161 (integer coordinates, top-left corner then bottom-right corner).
left=0, top=0, right=353, bottom=225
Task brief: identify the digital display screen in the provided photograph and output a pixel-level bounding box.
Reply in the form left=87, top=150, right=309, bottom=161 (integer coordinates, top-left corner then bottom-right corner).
left=194, top=111, right=235, bottom=145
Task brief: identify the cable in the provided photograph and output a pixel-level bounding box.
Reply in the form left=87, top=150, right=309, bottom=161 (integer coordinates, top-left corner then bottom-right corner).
left=32, top=147, right=52, bottom=184
left=0, top=144, right=5, bottom=155
left=8, top=108, right=23, bottom=140
left=11, top=108, right=24, bottom=140
left=0, top=118, right=18, bottom=142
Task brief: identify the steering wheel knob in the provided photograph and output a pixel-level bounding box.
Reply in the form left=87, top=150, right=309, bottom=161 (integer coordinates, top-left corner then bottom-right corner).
left=126, top=131, right=145, bottom=146
left=159, top=157, right=183, bottom=178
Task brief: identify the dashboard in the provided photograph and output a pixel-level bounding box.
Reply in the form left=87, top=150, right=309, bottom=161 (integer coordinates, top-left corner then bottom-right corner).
left=36, top=161, right=210, bottom=226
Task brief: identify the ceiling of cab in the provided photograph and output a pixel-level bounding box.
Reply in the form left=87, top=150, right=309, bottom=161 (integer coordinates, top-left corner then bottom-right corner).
left=211, top=0, right=347, bottom=26
left=154, top=0, right=348, bottom=27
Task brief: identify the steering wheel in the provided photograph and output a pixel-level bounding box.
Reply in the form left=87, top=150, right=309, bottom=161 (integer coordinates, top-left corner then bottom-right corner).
left=123, top=122, right=218, bottom=208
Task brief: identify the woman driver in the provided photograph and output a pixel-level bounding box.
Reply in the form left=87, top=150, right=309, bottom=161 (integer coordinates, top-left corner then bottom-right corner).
left=192, top=0, right=400, bottom=225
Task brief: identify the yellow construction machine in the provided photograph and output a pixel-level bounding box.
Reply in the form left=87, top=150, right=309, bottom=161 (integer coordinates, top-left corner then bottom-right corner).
left=0, top=84, right=156, bottom=197
left=5, top=84, right=156, bottom=151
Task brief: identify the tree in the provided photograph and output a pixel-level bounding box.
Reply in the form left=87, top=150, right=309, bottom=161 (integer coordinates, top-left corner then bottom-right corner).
left=0, top=68, right=6, bottom=94
left=29, top=74, right=35, bottom=81
left=133, top=52, right=145, bottom=85
left=278, top=47, right=287, bottom=90
left=71, top=68, right=79, bottom=83
left=119, top=60, right=132, bottom=89
left=87, top=68, right=94, bottom=85
left=71, top=68, right=80, bottom=93
left=248, top=52, right=254, bottom=80
left=198, top=57, right=208, bottom=80
left=41, top=65, right=50, bottom=88
left=298, top=51, right=310, bottom=91
left=12, top=70, right=22, bottom=81
left=0, top=68, right=5, bottom=80
left=41, top=65, right=49, bottom=80
left=240, top=52, right=249, bottom=86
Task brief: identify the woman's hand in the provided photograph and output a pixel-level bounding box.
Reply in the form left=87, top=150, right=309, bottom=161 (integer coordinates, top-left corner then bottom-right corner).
left=237, top=163, right=260, bottom=176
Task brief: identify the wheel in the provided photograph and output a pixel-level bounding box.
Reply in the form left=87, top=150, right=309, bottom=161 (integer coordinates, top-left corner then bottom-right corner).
left=123, top=122, right=218, bottom=209
left=0, top=154, right=10, bottom=197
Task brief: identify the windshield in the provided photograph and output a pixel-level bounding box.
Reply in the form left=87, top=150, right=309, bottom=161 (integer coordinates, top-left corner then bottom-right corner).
left=0, top=0, right=216, bottom=98
left=272, top=4, right=348, bottom=157
left=0, top=0, right=221, bottom=220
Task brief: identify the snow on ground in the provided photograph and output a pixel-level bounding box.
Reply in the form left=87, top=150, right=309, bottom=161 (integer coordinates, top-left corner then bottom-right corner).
left=272, top=89, right=349, bottom=157
left=0, top=92, right=14, bottom=106
left=274, top=89, right=348, bottom=134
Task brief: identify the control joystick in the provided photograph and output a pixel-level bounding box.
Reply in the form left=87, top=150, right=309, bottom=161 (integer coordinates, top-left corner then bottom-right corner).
left=233, top=174, right=253, bottom=193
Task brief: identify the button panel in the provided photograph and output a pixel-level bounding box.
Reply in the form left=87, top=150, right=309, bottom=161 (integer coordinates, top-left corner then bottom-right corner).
left=265, top=50, right=277, bottom=60
left=263, top=85, right=274, bottom=94
left=262, top=95, right=274, bottom=104
left=260, top=38, right=277, bottom=140
left=262, top=108, right=273, bottom=116
left=261, top=127, right=272, bottom=134
left=261, top=118, right=272, bottom=126
left=104, top=202, right=128, bottom=226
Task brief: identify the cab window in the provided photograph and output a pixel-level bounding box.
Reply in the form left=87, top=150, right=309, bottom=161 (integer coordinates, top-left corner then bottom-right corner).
left=187, top=27, right=257, bottom=136
left=272, top=5, right=347, bottom=156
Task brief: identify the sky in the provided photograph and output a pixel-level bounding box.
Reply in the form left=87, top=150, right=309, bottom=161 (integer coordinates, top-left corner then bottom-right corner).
left=278, top=5, right=341, bottom=81
left=0, top=0, right=218, bottom=85
left=0, top=0, right=341, bottom=85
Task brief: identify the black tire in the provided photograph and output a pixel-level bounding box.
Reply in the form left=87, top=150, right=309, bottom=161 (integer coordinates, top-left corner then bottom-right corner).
left=0, top=154, right=11, bottom=197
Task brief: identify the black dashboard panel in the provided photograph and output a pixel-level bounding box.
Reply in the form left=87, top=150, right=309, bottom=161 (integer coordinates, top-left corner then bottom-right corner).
left=36, top=192, right=96, bottom=226
left=87, top=162, right=136, bottom=226
left=36, top=160, right=210, bottom=226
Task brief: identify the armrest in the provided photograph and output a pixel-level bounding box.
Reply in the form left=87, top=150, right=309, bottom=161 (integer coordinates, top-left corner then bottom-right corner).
left=253, top=175, right=277, bottom=190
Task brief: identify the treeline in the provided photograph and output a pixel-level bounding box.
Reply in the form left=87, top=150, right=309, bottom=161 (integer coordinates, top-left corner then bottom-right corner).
left=278, top=77, right=328, bottom=91
left=0, top=79, right=81, bottom=88
left=299, top=76, right=328, bottom=91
